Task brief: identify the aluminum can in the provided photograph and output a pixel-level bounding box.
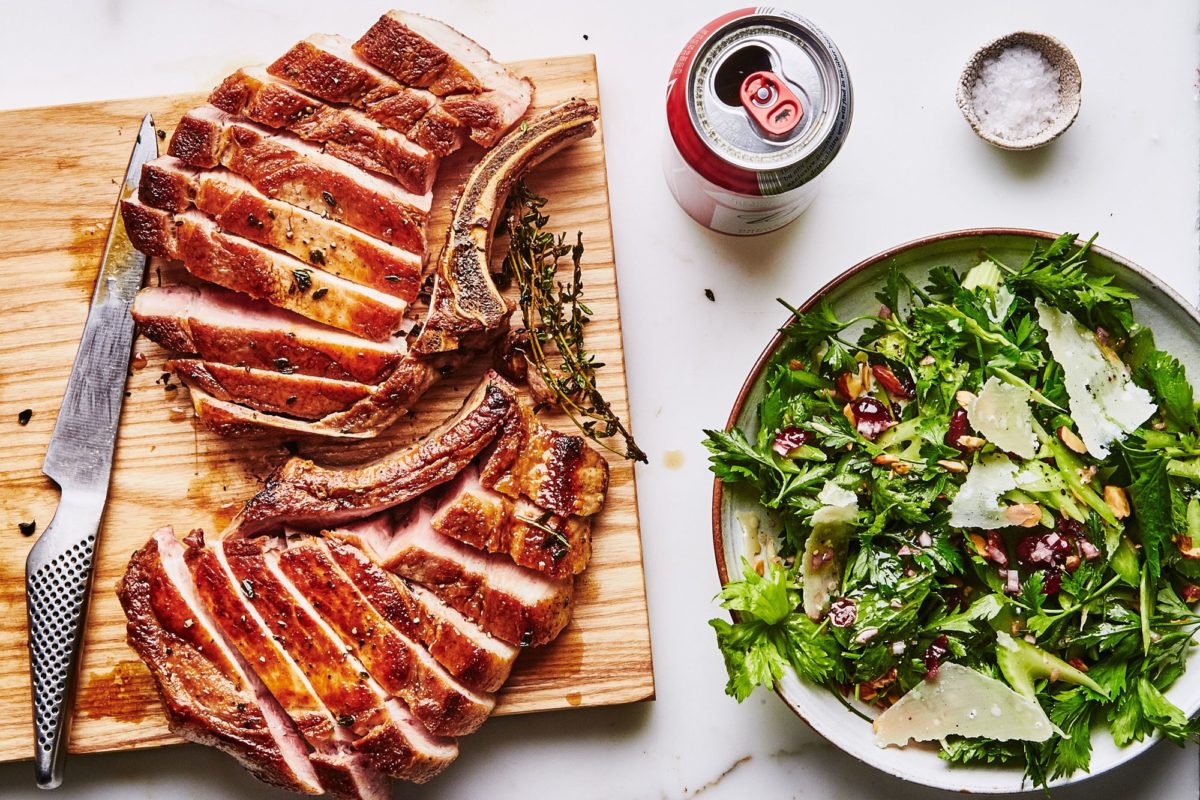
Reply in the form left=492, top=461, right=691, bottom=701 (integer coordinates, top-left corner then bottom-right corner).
left=664, top=7, right=853, bottom=235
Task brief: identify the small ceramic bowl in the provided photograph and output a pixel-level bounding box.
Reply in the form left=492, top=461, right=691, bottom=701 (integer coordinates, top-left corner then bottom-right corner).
left=956, top=31, right=1082, bottom=151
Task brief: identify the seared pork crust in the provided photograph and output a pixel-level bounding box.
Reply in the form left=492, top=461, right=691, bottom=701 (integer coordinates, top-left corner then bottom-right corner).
left=122, top=199, right=407, bottom=341
left=169, top=107, right=429, bottom=253
left=169, top=359, right=372, bottom=420
left=132, top=286, right=405, bottom=385
left=345, top=506, right=573, bottom=647
left=138, top=157, right=422, bottom=301
left=117, top=532, right=322, bottom=795
left=431, top=467, right=592, bottom=580
left=353, top=11, right=517, bottom=97
left=321, top=537, right=517, bottom=693
left=484, top=406, right=610, bottom=518
left=277, top=538, right=495, bottom=735
left=268, top=34, right=438, bottom=134
left=227, top=374, right=520, bottom=537
left=210, top=68, right=438, bottom=195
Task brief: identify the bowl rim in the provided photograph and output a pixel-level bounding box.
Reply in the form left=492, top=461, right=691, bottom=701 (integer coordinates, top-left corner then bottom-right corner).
left=955, top=30, right=1083, bottom=151
left=709, top=226, right=1200, bottom=790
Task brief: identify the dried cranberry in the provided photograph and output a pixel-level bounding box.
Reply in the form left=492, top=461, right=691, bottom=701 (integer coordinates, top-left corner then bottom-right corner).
left=924, top=634, right=950, bottom=679
left=942, top=579, right=969, bottom=613
left=1043, top=570, right=1063, bottom=595
left=946, top=408, right=971, bottom=451
left=872, top=364, right=915, bottom=399
left=836, top=372, right=860, bottom=401
left=1014, top=529, right=1078, bottom=595
left=772, top=427, right=813, bottom=457
left=1015, top=531, right=1072, bottom=569
left=828, top=597, right=857, bottom=628
left=1055, top=517, right=1085, bottom=538
left=849, top=396, right=894, bottom=440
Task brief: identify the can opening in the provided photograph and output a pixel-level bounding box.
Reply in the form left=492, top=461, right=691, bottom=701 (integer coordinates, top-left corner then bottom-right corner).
left=713, top=44, right=773, bottom=107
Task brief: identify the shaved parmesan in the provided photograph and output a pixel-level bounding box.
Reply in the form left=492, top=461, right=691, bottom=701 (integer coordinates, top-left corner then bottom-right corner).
left=969, top=376, right=1038, bottom=459
left=873, top=662, right=1056, bottom=747
left=818, top=482, right=858, bottom=508
left=801, top=481, right=858, bottom=619
left=1036, top=300, right=1156, bottom=457
left=948, top=454, right=1018, bottom=529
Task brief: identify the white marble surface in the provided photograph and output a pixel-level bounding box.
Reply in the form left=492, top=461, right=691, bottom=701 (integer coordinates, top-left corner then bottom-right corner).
left=2, top=1, right=1199, bottom=797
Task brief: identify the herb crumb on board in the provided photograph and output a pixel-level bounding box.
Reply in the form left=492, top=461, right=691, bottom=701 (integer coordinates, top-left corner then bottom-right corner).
left=17, top=409, right=32, bottom=426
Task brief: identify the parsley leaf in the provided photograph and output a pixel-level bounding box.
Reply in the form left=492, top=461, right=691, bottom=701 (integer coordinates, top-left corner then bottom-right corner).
left=709, top=560, right=842, bottom=700
left=1125, top=449, right=1180, bottom=582
left=1139, top=350, right=1196, bottom=430
left=1046, top=689, right=1095, bottom=779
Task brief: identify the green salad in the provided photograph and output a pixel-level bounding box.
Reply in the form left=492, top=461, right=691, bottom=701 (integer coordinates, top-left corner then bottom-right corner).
left=704, top=234, right=1200, bottom=788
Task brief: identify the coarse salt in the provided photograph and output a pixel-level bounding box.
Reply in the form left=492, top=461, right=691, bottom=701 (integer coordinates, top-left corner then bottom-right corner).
left=971, top=45, right=1061, bottom=141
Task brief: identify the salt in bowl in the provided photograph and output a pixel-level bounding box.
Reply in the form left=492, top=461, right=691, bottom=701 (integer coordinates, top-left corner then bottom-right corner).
left=956, top=31, right=1082, bottom=151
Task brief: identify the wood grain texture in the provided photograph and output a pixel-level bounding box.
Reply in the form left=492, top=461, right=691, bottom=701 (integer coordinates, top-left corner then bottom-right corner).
left=0, top=54, right=653, bottom=761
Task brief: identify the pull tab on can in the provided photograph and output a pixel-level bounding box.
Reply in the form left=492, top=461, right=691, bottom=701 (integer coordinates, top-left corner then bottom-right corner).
left=739, top=71, right=802, bottom=137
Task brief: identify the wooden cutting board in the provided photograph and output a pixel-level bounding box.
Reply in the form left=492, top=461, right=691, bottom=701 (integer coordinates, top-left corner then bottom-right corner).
left=0, top=53, right=653, bottom=761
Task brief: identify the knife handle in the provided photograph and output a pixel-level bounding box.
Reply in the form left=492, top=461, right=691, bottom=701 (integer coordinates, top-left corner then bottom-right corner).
left=25, top=490, right=103, bottom=790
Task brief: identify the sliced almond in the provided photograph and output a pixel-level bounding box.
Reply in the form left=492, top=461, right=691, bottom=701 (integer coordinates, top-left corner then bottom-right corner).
left=966, top=532, right=988, bottom=557
left=1103, top=485, right=1130, bottom=519
left=1004, top=503, right=1042, bottom=528
left=955, top=390, right=977, bottom=410
left=919, top=355, right=936, bottom=367
left=859, top=361, right=873, bottom=393
left=1057, top=425, right=1087, bottom=455
left=956, top=435, right=986, bottom=451
left=1176, top=535, right=1200, bottom=560
left=838, top=372, right=863, bottom=401
left=843, top=403, right=856, bottom=426
left=872, top=454, right=900, bottom=466
left=937, top=459, right=968, bottom=473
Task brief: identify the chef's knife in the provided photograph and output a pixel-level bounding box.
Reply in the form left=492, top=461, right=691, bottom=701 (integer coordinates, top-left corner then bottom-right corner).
left=25, top=114, right=157, bottom=789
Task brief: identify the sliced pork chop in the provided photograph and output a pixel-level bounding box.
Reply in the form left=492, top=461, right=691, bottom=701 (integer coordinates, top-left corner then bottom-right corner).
left=437, top=88, right=533, bottom=148
left=432, top=465, right=591, bottom=580
left=169, top=106, right=429, bottom=252
left=183, top=531, right=390, bottom=800
left=414, top=99, right=596, bottom=358
left=139, top=157, right=422, bottom=301
left=220, top=537, right=458, bottom=781
left=122, top=198, right=407, bottom=340
left=169, top=102, right=599, bottom=439
left=333, top=503, right=572, bottom=647
left=406, top=104, right=466, bottom=159
left=354, top=11, right=533, bottom=147
left=227, top=374, right=522, bottom=536
left=117, top=529, right=323, bottom=795
left=132, top=286, right=405, bottom=384
left=268, top=34, right=439, bottom=139
left=353, top=10, right=529, bottom=98
left=276, top=536, right=495, bottom=735
left=169, top=359, right=372, bottom=420
left=209, top=67, right=438, bottom=194
left=482, top=405, right=610, bottom=518
left=320, top=536, right=517, bottom=694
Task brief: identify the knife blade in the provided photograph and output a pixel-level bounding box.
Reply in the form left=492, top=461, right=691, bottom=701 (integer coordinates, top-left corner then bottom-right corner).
left=25, top=114, right=157, bottom=789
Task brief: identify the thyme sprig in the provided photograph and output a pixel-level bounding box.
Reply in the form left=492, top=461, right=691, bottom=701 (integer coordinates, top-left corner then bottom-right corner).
left=501, top=181, right=646, bottom=463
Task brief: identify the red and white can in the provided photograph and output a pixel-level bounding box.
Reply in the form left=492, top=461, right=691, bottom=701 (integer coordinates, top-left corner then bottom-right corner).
left=664, top=8, right=853, bottom=236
